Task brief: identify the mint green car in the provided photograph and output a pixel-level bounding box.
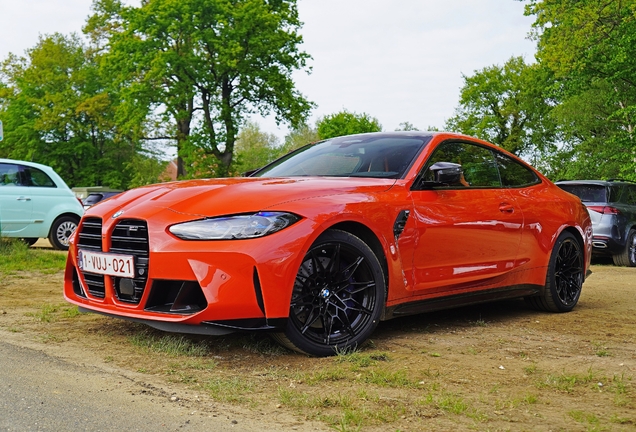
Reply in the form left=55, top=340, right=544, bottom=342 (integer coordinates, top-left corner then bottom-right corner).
left=0, top=158, right=84, bottom=250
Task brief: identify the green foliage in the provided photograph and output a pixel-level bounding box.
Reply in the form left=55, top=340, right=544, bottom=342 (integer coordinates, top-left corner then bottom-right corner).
left=445, top=57, right=557, bottom=159
left=233, top=120, right=281, bottom=173
left=395, top=121, right=419, bottom=131
left=0, top=238, right=67, bottom=273
left=524, top=0, right=636, bottom=180
left=316, top=110, right=382, bottom=139
left=0, top=33, right=144, bottom=188
left=88, top=0, right=313, bottom=178
left=125, top=151, right=170, bottom=188
left=280, top=123, right=319, bottom=153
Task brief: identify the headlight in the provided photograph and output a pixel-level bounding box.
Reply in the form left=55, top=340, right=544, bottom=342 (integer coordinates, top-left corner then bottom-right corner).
left=168, top=211, right=301, bottom=240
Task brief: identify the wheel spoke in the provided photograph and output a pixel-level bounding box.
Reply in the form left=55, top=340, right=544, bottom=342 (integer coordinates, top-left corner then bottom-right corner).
left=554, top=239, right=583, bottom=306
left=287, top=235, right=382, bottom=352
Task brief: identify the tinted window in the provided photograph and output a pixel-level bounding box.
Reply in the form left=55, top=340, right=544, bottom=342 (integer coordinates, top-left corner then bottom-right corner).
left=493, top=152, right=540, bottom=187
left=628, top=186, right=636, bottom=205
left=0, top=163, right=20, bottom=186
left=421, top=141, right=500, bottom=188
left=254, top=136, right=429, bottom=179
left=23, top=167, right=56, bottom=187
left=618, top=184, right=636, bottom=205
left=558, top=184, right=607, bottom=202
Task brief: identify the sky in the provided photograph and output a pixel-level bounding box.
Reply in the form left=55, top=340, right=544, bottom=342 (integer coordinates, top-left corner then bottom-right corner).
left=0, top=0, right=536, bottom=141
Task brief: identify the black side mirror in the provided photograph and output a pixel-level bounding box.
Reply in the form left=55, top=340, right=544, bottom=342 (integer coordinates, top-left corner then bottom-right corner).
left=419, top=162, right=464, bottom=189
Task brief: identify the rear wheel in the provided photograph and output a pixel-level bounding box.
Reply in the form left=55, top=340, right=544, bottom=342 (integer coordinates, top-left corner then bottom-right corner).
left=526, top=231, right=584, bottom=312
left=273, top=230, right=386, bottom=356
left=612, top=229, right=636, bottom=267
left=48, top=216, right=79, bottom=251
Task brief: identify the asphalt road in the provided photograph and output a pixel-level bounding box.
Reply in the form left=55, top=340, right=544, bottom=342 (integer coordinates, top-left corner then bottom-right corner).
left=0, top=341, right=250, bottom=431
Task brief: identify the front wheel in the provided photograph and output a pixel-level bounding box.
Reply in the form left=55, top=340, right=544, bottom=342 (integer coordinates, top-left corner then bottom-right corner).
left=48, top=216, right=79, bottom=251
left=612, top=229, right=636, bottom=267
left=526, top=231, right=584, bottom=312
left=273, top=230, right=386, bottom=356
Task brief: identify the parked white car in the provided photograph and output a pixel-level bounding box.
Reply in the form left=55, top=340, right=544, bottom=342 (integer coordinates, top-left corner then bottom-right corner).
left=0, top=158, right=84, bottom=250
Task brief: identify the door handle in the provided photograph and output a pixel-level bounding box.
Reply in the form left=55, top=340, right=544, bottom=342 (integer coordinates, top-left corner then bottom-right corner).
left=499, top=203, right=514, bottom=213
left=16, top=196, right=31, bottom=201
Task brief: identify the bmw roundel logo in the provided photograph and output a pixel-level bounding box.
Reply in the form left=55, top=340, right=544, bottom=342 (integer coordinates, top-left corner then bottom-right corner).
left=112, top=210, right=124, bottom=219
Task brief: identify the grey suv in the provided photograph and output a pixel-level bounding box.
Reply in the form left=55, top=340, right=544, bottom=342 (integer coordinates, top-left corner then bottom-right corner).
left=556, top=180, right=636, bottom=267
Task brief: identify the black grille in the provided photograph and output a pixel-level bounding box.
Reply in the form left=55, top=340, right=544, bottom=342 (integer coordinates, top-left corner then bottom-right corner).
left=110, top=220, right=150, bottom=304
left=77, top=218, right=105, bottom=298
left=77, top=218, right=103, bottom=251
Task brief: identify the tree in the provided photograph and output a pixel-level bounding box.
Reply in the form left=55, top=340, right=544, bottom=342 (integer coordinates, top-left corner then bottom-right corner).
left=316, top=110, right=382, bottom=139
left=525, top=0, right=636, bottom=180
left=445, top=57, right=557, bottom=159
left=87, top=0, right=313, bottom=178
left=395, top=121, right=419, bottom=131
left=0, top=33, right=140, bottom=188
left=279, top=123, right=319, bottom=154
left=233, top=120, right=280, bottom=174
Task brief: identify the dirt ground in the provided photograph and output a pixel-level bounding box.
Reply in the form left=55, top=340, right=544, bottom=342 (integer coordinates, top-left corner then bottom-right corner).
left=0, top=256, right=634, bottom=431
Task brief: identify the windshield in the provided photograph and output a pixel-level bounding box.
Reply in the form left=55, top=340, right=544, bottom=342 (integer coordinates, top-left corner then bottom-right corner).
left=253, top=135, right=430, bottom=179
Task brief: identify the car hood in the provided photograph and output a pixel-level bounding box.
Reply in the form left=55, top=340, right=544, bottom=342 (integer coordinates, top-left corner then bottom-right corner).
left=88, top=177, right=397, bottom=219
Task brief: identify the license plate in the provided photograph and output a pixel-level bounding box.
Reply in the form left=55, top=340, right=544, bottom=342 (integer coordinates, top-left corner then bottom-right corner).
left=78, top=250, right=135, bottom=278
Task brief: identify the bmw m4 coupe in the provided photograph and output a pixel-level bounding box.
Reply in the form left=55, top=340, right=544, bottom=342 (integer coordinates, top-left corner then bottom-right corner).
left=64, top=132, right=592, bottom=356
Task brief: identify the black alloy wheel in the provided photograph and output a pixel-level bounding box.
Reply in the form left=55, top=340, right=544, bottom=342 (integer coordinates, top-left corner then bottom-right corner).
left=527, top=231, right=584, bottom=312
left=273, top=230, right=385, bottom=356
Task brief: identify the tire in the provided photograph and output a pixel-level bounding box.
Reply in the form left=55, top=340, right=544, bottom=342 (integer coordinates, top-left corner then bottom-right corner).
left=612, top=229, right=636, bottom=267
left=526, top=231, right=584, bottom=313
left=272, top=229, right=386, bottom=357
left=48, top=216, right=79, bottom=251
left=20, top=238, right=39, bottom=247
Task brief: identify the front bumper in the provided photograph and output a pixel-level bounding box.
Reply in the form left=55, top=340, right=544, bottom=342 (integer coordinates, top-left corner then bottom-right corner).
left=63, top=215, right=312, bottom=327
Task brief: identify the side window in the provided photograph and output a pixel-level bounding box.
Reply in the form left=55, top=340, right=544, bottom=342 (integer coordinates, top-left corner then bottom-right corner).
left=608, top=185, right=625, bottom=203
left=0, top=163, right=21, bottom=186
left=420, top=141, right=501, bottom=188
left=493, top=152, right=540, bottom=187
left=22, top=166, right=56, bottom=188
left=626, top=185, right=636, bottom=206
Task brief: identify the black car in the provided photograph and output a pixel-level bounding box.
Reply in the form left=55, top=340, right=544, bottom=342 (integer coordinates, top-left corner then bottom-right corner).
left=556, top=180, right=636, bottom=266
left=82, top=191, right=121, bottom=210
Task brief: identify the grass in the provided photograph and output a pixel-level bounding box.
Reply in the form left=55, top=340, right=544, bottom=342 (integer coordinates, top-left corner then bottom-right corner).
left=0, top=238, right=67, bottom=273
left=27, top=303, right=81, bottom=323
left=3, top=260, right=635, bottom=431
left=128, top=330, right=212, bottom=357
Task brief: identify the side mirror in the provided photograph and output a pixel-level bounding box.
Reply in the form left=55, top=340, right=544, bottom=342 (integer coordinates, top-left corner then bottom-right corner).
left=419, top=162, right=464, bottom=189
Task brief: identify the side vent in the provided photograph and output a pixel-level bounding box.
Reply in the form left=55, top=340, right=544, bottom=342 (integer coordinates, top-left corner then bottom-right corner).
left=393, top=210, right=410, bottom=239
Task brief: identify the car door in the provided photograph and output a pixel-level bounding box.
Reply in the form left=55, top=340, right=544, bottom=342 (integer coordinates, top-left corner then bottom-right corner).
left=0, top=162, right=33, bottom=234
left=20, top=165, right=61, bottom=231
left=408, top=141, right=523, bottom=293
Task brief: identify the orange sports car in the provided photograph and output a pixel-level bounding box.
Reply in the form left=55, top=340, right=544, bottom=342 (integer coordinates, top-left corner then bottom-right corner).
left=64, top=132, right=592, bottom=356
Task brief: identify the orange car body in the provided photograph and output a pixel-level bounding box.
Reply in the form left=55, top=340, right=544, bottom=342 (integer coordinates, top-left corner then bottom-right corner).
left=63, top=132, right=592, bottom=346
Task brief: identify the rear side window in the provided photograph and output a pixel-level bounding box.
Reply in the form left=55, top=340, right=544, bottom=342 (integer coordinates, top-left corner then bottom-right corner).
left=558, top=184, right=607, bottom=202
left=627, top=185, right=636, bottom=205
left=493, top=152, right=540, bottom=187
left=22, top=167, right=56, bottom=187
left=613, top=185, right=636, bottom=205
